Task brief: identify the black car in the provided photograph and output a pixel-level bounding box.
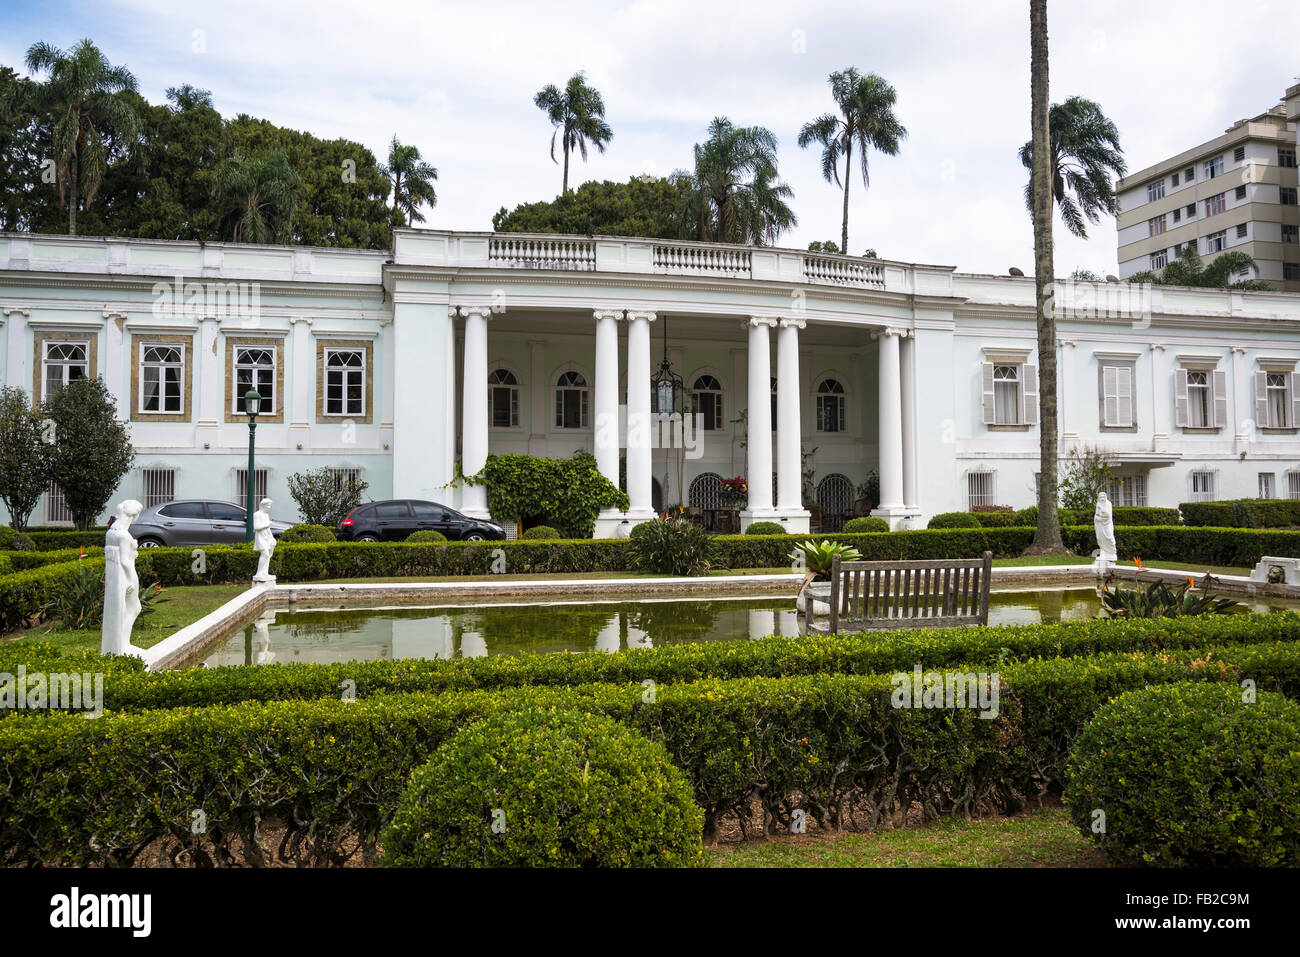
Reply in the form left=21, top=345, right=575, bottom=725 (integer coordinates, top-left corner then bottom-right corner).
left=337, top=500, right=505, bottom=542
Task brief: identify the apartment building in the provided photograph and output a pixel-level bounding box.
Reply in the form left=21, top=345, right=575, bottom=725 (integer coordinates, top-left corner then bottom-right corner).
left=1116, top=95, right=1300, bottom=292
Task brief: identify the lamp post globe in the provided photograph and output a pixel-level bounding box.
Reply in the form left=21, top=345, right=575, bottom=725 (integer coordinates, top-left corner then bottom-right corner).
left=244, top=389, right=261, bottom=541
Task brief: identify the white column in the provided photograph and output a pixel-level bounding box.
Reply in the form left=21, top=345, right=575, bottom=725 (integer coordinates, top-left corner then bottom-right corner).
left=900, top=331, right=918, bottom=512
left=1150, top=343, right=1166, bottom=448
left=288, top=315, right=313, bottom=447
left=592, top=310, right=625, bottom=536
left=742, top=316, right=776, bottom=525
left=1059, top=338, right=1076, bottom=439
left=775, top=317, right=810, bottom=531
left=2, top=308, right=29, bottom=391
left=872, top=327, right=905, bottom=518
left=459, top=305, right=491, bottom=518
left=527, top=338, right=546, bottom=454
left=102, top=311, right=127, bottom=419
left=625, top=310, right=656, bottom=521
left=196, top=315, right=222, bottom=448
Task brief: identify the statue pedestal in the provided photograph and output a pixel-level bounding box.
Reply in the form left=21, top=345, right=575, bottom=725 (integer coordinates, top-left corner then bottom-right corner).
left=252, top=574, right=277, bottom=586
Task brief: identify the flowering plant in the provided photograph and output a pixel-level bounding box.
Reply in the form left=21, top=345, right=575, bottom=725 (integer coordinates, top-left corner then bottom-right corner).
left=719, top=476, right=748, bottom=507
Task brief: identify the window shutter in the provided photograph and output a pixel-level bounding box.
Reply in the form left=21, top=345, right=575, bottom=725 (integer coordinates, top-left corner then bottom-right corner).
left=1254, top=371, right=1269, bottom=428
left=980, top=362, right=995, bottom=424
left=1021, top=364, right=1039, bottom=426
left=1291, top=373, right=1300, bottom=429
left=1102, top=366, right=1118, bottom=426
left=1212, top=370, right=1228, bottom=429
left=1117, top=367, right=1134, bottom=427
left=1174, top=368, right=1189, bottom=427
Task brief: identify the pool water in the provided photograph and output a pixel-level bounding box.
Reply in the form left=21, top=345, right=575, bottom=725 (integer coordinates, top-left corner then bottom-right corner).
left=193, top=584, right=1299, bottom=667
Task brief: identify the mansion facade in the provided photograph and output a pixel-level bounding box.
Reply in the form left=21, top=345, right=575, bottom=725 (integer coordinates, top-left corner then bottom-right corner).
left=2, top=228, right=1299, bottom=534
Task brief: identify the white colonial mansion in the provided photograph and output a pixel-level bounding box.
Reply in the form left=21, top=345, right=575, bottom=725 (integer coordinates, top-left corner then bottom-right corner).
left=2, top=228, right=1299, bottom=534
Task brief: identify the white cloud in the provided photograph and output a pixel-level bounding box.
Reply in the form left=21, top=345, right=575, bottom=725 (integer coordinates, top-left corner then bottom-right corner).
left=3, top=0, right=1297, bottom=275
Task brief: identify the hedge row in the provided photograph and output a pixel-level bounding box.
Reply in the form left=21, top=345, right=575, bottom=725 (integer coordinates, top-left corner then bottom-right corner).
left=973, top=506, right=1181, bottom=528
left=2, top=640, right=1296, bottom=865
left=6, top=612, right=1296, bottom=716
left=1060, top=525, right=1300, bottom=568
left=1180, top=499, right=1300, bottom=529
left=24, top=530, right=106, bottom=551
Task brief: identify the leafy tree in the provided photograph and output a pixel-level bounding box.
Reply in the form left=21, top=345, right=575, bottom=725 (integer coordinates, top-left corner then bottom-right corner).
left=1126, top=245, right=1270, bottom=290
left=1070, top=268, right=1104, bottom=281
left=24, top=38, right=141, bottom=235
left=45, top=377, right=134, bottom=530
left=0, top=387, right=54, bottom=530
left=492, top=176, right=688, bottom=237
left=211, top=149, right=300, bottom=243
left=381, top=135, right=438, bottom=226
left=807, top=240, right=841, bottom=253
left=1019, top=95, right=1126, bottom=239
left=798, top=68, right=907, bottom=252
left=0, top=66, right=53, bottom=232
left=673, top=117, right=796, bottom=245
left=1029, top=0, right=1063, bottom=551
left=534, top=72, right=613, bottom=194
left=1058, top=445, right=1116, bottom=510
left=287, top=467, right=369, bottom=526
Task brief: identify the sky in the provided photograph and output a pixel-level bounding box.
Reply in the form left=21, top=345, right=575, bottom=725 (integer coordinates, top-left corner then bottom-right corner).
left=2, top=0, right=1297, bottom=275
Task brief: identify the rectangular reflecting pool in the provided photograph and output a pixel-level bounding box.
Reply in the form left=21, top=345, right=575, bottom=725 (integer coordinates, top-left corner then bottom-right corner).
left=189, top=585, right=1300, bottom=667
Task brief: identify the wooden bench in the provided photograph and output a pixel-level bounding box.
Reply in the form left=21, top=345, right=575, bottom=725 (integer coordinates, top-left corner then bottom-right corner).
left=808, top=551, right=993, bottom=634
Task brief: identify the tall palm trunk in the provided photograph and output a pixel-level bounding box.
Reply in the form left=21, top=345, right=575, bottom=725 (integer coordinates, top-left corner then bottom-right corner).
left=840, top=138, right=852, bottom=252
left=562, top=133, right=570, bottom=194
left=68, top=150, right=78, bottom=235
left=1030, top=0, right=1062, bottom=549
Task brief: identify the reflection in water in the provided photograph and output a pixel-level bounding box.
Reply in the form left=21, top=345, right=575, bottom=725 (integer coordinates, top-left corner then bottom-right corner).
left=198, top=588, right=1298, bottom=668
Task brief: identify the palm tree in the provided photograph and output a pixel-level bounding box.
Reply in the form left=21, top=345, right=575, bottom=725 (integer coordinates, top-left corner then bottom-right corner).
left=1127, top=245, right=1270, bottom=290
left=380, top=136, right=438, bottom=226
left=1029, top=0, right=1063, bottom=551
left=534, top=72, right=613, bottom=194
left=673, top=117, right=796, bottom=245
left=798, top=68, right=907, bottom=252
left=1018, top=95, right=1126, bottom=238
left=210, top=150, right=300, bottom=243
left=24, top=38, right=141, bottom=235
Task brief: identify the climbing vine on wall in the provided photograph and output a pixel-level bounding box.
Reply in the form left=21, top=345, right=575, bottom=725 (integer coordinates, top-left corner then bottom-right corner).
left=466, top=452, right=628, bottom=538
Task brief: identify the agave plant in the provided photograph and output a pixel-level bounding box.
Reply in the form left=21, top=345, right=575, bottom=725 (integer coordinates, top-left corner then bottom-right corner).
left=791, top=540, right=863, bottom=581
left=1099, top=578, right=1240, bottom=619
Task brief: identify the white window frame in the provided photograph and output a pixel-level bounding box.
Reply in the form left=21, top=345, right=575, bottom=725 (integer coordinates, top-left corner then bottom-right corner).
left=234, top=346, right=277, bottom=415
left=234, top=468, right=269, bottom=511
left=1283, top=225, right=1299, bottom=245
left=44, top=482, right=73, bottom=525
left=1175, top=366, right=1226, bottom=430
left=1255, top=369, right=1298, bottom=429
left=1205, top=192, right=1226, bottom=217
left=967, top=470, right=996, bottom=510
left=1190, top=470, right=1216, bottom=502
left=140, top=467, right=175, bottom=508
left=1259, top=472, right=1276, bottom=499
left=1204, top=155, right=1225, bottom=179
left=553, top=369, right=590, bottom=430
left=1148, top=214, right=1166, bottom=236
left=323, top=347, right=366, bottom=417
left=1205, top=230, right=1226, bottom=254
left=815, top=378, right=847, bottom=433
left=1146, top=181, right=1165, bottom=202
left=489, top=367, right=520, bottom=430
left=1100, top=362, right=1136, bottom=428
left=1150, top=249, right=1168, bottom=270
left=139, top=343, right=185, bottom=415
left=690, top=374, right=724, bottom=432
left=1288, top=471, right=1300, bottom=500
left=41, top=340, right=89, bottom=403
left=1107, top=474, right=1148, bottom=507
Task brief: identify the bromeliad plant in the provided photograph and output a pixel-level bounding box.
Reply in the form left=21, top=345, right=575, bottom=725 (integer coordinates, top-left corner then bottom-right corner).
left=49, top=547, right=168, bottom=629
left=1099, top=577, right=1241, bottom=619
left=627, top=517, right=716, bottom=576
left=791, top=540, right=863, bottom=581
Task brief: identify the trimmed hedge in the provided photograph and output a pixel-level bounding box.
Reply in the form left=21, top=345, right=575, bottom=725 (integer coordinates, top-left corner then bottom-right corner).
left=23, top=530, right=106, bottom=551
left=3, top=639, right=1298, bottom=864
left=0, top=527, right=34, bottom=552
left=1060, top=525, right=1300, bottom=568
left=380, top=709, right=704, bottom=867
left=1066, top=682, right=1300, bottom=866
left=841, top=516, right=889, bottom=534
left=278, top=524, right=337, bottom=543
left=406, top=529, right=448, bottom=543
left=520, top=525, right=561, bottom=540
left=927, top=511, right=981, bottom=529
left=978, top=506, right=1181, bottom=528
left=743, top=521, right=786, bottom=536
left=7, top=612, right=1299, bottom=715
left=1180, top=498, right=1300, bottom=529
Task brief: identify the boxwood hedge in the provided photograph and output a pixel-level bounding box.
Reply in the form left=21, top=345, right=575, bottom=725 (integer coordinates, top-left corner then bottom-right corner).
left=2, top=639, right=1296, bottom=865
left=1179, top=499, right=1300, bottom=529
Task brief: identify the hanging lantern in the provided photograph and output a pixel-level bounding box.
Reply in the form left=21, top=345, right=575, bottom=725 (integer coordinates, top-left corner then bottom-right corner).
left=650, top=313, right=684, bottom=415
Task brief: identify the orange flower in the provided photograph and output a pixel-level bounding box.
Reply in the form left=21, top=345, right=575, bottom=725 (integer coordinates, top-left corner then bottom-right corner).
left=1134, top=556, right=1143, bottom=569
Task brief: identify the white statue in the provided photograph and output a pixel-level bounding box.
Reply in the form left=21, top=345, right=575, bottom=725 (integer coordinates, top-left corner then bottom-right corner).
left=102, top=500, right=146, bottom=657
left=252, top=498, right=277, bottom=583
left=1093, top=492, right=1117, bottom=573
left=253, top=611, right=276, bottom=664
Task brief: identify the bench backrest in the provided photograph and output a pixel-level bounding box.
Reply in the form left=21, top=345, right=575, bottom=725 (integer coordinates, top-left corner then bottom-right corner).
left=827, top=550, right=993, bottom=632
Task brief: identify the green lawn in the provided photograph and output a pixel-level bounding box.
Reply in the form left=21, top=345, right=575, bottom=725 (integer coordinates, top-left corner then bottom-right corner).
left=3, top=584, right=246, bottom=654
left=709, top=806, right=1106, bottom=868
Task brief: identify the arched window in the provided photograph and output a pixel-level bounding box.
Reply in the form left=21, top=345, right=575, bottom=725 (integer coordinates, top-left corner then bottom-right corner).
left=816, top=378, right=846, bottom=433
left=688, top=472, right=722, bottom=510
left=691, top=374, right=723, bottom=431
left=555, top=370, right=589, bottom=429
left=489, top=368, right=519, bottom=428
left=817, top=473, right=855, bottom=530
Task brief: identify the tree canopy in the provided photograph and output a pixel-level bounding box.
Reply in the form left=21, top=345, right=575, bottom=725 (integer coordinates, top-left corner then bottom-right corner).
left=493, top=175, right=689, bottom=238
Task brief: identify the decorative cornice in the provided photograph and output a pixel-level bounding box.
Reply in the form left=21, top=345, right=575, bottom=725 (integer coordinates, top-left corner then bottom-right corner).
left=289, top=315, right=314, bottom=326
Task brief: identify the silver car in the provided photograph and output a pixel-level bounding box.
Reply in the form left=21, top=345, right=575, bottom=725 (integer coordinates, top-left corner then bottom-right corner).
left=128, top=500, right=293, bottom=548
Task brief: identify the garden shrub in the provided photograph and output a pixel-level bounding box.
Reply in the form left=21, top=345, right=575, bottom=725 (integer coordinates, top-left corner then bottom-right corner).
left=1180, top=499, right=1300, bottom=529
left=627, top=518, right=715, bottom=576
left=520, top=525, right=561, bottom=540
left=743, top=521, right=786, bottom=536
left=841, top=516, right=889, bottom=534
left=23, top=530, right=105, bottom=551
left=380, top=709, right=704, bottom=867
left=0, top=527, right=35, bottom=552
left=473, top=452, right=628, bottom=538
left=16, top=612, right=1300, bottom=715
left=926, top=511, right=981, bottom=529
left=406, top=529, right=448, bottom=543
left=278, top=524, right=337, bottom=543
left=1066, top=682, right=1300, bottom=866
left=5, top=640, right=1300, bottom=865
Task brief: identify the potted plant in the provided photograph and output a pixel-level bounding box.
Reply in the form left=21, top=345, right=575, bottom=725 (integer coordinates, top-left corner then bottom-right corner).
left=719, top=476, right=748, bottom=509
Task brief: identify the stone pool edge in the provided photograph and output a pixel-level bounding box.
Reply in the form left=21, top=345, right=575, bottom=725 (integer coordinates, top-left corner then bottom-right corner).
left=141, top=565, right=1300, bottom=671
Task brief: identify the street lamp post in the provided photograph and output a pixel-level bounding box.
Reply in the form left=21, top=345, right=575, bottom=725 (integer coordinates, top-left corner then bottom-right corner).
left=244, top=389, right=261, bottom=542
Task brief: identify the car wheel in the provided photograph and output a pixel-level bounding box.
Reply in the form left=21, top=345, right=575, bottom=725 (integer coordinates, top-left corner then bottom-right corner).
left=137, top=537, right=164, bottom=548
left=463, top=532, right=486, bottom=542
left=357, top=533, right=380, bottom=543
